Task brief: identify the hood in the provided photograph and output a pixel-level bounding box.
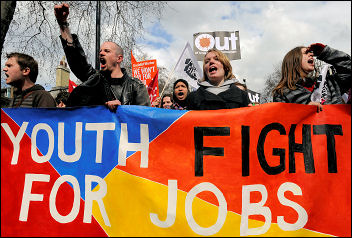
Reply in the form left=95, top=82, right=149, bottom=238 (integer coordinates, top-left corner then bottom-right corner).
left=15, top=84, right=46, bottom=96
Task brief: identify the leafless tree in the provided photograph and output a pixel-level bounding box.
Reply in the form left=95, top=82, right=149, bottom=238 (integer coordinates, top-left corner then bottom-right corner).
left=260, top=62, right=281, bottom=104
left=1, top=1, right=168, bottom=89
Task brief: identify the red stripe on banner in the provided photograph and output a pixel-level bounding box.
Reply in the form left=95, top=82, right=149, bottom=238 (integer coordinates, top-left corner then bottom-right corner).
left=1, top=109, right=108, bottom=237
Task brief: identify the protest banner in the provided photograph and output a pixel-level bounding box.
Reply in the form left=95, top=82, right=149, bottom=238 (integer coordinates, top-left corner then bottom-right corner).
left=174, top=42, right=203, bottom=91
left=131, top=51, right=158, bottom=87
left=68, top=79, right=77, bottom=93
left=147, top=70, right=159, bottom=103
left=247, top=89, right=261, bottom=103
left=193, top=31, right=241, bottom=61
left=1, top=104, right=351, bottom=237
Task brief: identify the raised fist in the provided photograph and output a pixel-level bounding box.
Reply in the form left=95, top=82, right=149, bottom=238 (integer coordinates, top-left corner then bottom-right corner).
left=54, top=3, right=70, bottom=24
left=151, top=97, right=161, bottom=107
left=306, top=43, right=326, bottom=56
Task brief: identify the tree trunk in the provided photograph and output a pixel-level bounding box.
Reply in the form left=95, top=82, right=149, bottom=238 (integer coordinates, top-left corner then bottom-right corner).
left=1, top=1, right=16, bottom=54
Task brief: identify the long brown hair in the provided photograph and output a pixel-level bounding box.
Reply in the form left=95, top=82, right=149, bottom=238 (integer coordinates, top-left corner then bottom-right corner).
left=272, top=46, right=305, bottom=95
left=201, top=49, right=236, bottom=82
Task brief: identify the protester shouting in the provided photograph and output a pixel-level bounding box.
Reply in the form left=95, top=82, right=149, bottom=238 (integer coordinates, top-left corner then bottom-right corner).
left=3, top=52, right=56, bottom=108
left=272, top=43, right=351, bottom=111
left=54, top=3, right=150, bottom=111
left=187, top=49, right=250, bottom=110
left=172, top=79, right=190, bottom=110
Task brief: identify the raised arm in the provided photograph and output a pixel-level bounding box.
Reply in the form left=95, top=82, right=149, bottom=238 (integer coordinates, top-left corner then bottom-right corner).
left=54, top=3, right=96, bottom=82
left=54, top=3, right=73, bottom=44
left=307, top=43, right=351, bottom=94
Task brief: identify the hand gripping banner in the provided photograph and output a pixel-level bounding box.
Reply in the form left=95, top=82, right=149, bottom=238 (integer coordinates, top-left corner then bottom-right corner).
left=1, top=103, right=351, bottom=237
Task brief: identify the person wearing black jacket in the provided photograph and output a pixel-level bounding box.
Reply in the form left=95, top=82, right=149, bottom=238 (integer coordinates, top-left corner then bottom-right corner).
left=54, top=3, right=150, bottom=111
left=272, top=43, right=351, bottom=110
left=172, top=79, right=190, bottom=110
left=187, top=49, right=250, bottom=110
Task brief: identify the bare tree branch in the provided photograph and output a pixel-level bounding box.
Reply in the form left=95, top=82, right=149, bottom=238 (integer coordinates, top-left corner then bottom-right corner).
left=1, top=1, right=168, bottom=89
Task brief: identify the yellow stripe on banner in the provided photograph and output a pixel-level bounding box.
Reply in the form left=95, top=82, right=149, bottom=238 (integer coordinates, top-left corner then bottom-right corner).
left=91, top=169, right=332, bottom=237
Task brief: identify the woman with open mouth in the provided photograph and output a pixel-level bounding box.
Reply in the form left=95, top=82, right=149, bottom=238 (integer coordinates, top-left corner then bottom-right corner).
left=172, top=78, right=190, bottom=110
left=272, top=43, right=351, bottom=111
left=187, top=49, right=250, bottom=110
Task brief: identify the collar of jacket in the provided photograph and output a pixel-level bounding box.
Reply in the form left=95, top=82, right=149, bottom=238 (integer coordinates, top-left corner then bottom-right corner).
left=195, top=84, right=245, bottom=103
left=108, top=68, right=130, bottom=85
left=14, top=84, right=45, bottom=96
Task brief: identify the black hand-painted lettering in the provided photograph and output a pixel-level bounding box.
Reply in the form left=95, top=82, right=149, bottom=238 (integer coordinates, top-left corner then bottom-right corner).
left=257, top=123, right=286, bottom=175
left=289, top=124, right=315, bottom=173
left=242, top=126, right=250, bottom=176
left=313, top=124, right=343, bottom=173
left=194, top=127, right=230, bottom=176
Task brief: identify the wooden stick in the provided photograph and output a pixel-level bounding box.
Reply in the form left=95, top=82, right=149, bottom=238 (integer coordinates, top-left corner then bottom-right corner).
left=159, top=69, right=175, bottom=98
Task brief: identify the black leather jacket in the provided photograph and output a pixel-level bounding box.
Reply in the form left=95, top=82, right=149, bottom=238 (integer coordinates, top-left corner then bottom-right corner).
left=60, top=34, right=151, bottom=107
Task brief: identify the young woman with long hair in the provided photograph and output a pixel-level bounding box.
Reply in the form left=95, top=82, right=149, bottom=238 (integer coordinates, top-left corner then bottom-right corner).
left=273, top=43, right=351, bottom=110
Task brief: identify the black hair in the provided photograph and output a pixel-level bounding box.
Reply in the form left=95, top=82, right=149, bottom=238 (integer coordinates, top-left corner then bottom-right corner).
left=55, top=91, right=70, bottom=104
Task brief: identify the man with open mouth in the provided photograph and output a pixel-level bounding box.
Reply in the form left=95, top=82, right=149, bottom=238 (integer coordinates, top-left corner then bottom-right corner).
left=2, top=52, right=57, bottom=108
left=54, top=3, right=150, bottom=111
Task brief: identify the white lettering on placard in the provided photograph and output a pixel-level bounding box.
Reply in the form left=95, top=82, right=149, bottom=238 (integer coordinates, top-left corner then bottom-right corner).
left=49, top=175, right=80, bottom=223
left=31, top=123, right=54, bottom=163
left=85, top=122, right=115, bottom=163
left=277, top=182, right=308, bottom=231
left=118, top=123, right=149, bottom=168
left=150, top=180, right=178, bottom=228
left=19, top=173, right=50, bottom=221
left=185, top=182, right=227, bottom=236
left=1, top=122, right=28, bottom=164
left=58, top=122, right=82, bottom=163
left=84, top=175, right=111, bottom=227
left=240, top=184, right=271, bottom=236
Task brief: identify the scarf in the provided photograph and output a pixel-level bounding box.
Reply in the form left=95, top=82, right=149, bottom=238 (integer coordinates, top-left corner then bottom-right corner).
left=198, top=78, right=238, bottom=95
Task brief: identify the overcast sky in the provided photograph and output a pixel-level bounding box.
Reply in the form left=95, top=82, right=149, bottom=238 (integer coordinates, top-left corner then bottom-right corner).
left=1, top=1, right=351, bottom=94
left=138, top=1, right=351, bottom=92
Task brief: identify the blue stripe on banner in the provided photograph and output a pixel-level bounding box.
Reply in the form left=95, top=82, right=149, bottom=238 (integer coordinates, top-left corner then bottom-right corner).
left=2, top=105, right=187, bottom=199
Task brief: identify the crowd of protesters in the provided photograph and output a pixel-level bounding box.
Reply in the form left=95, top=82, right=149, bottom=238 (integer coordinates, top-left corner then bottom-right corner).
left=1, top=3, right=351, bottom=111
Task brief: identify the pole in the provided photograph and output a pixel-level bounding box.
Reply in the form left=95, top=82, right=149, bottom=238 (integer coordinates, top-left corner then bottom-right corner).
left=159, top=69, right=175, bottom=97
left=95, top=1, right=101, bottom=70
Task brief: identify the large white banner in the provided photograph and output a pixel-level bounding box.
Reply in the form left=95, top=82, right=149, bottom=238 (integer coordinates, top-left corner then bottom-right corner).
left=174, top=42, right=203, bottom=90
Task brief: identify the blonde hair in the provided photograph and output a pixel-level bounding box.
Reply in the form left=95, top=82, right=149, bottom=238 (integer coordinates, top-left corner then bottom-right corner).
left=201, top=49, right=236, bottom=82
